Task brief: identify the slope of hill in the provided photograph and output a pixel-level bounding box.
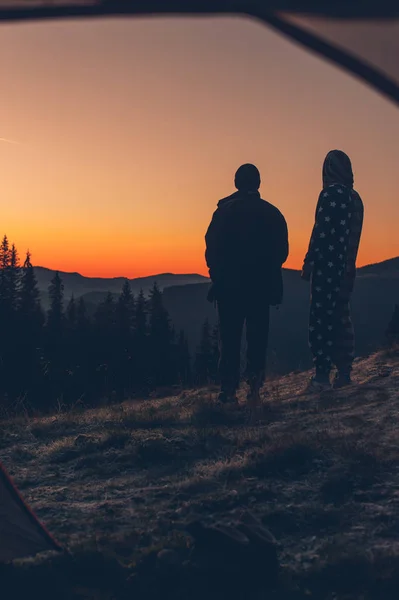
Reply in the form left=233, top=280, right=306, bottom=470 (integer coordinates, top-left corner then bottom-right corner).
left=2, top=350, right=399, bottom=599
left=163, top=259, right=399, bottom=374
left=359, top=256, right=399, bottom=276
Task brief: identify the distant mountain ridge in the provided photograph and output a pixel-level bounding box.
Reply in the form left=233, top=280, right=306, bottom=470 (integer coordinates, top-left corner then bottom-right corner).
left=34, top=267, right=209, bottom=307
left=34, top=257, right=399, bottom=374
left=357, top=256, right=399, bottom=276
left=35, top=257, right=399, bottom=316
left=35, top=256, right=398, bottom=307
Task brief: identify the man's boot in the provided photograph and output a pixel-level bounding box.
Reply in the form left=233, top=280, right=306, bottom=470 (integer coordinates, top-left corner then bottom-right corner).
left=218, top=390, right=238, bottom=405
left=247, top=375, right=262, bottom=409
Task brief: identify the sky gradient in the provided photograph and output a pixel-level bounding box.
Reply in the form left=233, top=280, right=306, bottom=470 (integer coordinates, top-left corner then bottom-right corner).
left=1, top=16, right=398, bottom=277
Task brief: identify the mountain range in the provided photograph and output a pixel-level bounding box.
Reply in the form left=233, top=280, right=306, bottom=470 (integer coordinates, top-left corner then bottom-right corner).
left=34, top=267, right=208, bottom=308
left=35, top=257, right=399, bottom=375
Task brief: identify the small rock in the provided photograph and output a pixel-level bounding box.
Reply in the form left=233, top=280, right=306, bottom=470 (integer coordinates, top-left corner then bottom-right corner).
left=157, top=549, right=181, bottom=568
left=378, top=365, right=393, bottom=377
left=173, top=437, right=187, bottom=447
left=74, top=434, right=94, bottom=447
left=187, top=520, right=249, bottom=552
left=175, top=492, right=190, bottom=501
left=175, top=504, right=189, bottom=516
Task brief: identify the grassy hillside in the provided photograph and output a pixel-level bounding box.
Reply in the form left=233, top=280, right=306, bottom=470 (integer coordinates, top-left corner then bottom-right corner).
left=1, top=350, right=399, bottom=599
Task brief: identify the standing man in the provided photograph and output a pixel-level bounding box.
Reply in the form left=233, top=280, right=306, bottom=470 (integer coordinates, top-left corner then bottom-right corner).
left=205, top=164, right=289, bottom=406
left=302, top=150, right=364, bottom=391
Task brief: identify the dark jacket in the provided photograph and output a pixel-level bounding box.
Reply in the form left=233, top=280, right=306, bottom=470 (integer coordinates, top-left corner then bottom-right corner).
left=205, top=190, right=289, bottom=305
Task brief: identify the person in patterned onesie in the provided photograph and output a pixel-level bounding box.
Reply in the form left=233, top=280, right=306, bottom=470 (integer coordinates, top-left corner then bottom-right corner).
left=301, top=150, right=364, bottom=391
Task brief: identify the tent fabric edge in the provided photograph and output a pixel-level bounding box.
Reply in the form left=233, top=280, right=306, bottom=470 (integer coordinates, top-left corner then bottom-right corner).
left=258, top=12, right=399, bottom=105
left=0, top=2, right=397, bottom=105
left=0, top=463, right=62, bottom=559
left=0, top=1, right=398, bottom=21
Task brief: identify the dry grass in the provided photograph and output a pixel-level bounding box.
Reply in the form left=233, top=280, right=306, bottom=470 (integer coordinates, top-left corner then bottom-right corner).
left=1, top=350, right=399, bottom=599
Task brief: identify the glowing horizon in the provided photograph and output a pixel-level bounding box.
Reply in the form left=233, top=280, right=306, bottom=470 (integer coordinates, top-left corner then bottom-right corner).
left=5, top=241, right=397, bottom=280
left=1, top=17, right=398, bottom=279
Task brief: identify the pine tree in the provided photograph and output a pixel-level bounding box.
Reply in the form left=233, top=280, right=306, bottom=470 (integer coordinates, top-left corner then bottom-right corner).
left=386, top=304, right=399, bottom=347
left=115, top=281, right=135, bottom=398
left=93, top=292, right=117, bottom=397
left=77, top=297, right=89, bottom=330
left=195, top=319, right=214, bottom=385
left=0, top=235, right=11, bottom=310
left=66, top=295, right=77, bottom=331
left=8, top=244, right=20, bottom=310
left=121, top=279, right=135, bottom=310
left=133, top=289, right=148, bottom=389
left=135, top=289, right=147, bottom=341
left=65, top=295, right=77, bottom=363
left=74, top=297, right=88, bottom=333
left=148, top=283, right=170, bottom=340
left=75, top=297, right=92, bottom=401
left=18, top=251, right=42, bottom=322
left=177, top=329, right=191, bottom=386
left=17, top=252, right=44, bottom=403
left=148, top=283, right=175, bottom=386
left=76, top=296, right=91, bottom=351
left=0, top=238, right=21, bottom=399
left=63, top=294, right=82, bottom=403
left=95, top=292, right=116, bottom=333
left=45, top=271, right=65, bottom=398
left=116, top=280, right=135, bottom=336
left=94, top=292, right=116, bottom=367
left=0, top=235, right=10, bottom=271
left=210, top=323, right=220, bottom=383
left=47, top=271, right=65, bottom=333
left=10, top=244, right=19, bottom=268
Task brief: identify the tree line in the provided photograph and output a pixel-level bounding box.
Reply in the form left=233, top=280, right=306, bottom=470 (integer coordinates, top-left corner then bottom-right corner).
left=5, top=230, right=395, bottom=414
left=0, top=235, right=222, bottom=414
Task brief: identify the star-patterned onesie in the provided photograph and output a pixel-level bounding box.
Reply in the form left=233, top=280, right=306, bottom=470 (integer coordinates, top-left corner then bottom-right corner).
left=303, top=184, right=360, bottom=375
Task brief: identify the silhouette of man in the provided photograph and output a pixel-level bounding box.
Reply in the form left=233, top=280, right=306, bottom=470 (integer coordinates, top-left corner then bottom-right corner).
left=302, top=150, right=364, bottom=391
left=205, top=164, right=289, bottom=405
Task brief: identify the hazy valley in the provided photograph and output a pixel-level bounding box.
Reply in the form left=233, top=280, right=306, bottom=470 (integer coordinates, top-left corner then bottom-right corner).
left=36, top=257, right=399, bottom=375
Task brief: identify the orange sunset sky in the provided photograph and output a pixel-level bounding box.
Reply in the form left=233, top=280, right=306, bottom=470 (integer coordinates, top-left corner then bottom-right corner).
left=0, top=16, right=398, bottom=278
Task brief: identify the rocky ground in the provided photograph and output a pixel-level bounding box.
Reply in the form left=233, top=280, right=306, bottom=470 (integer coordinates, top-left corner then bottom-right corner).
left=1, top=349, right=399, bottom=599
